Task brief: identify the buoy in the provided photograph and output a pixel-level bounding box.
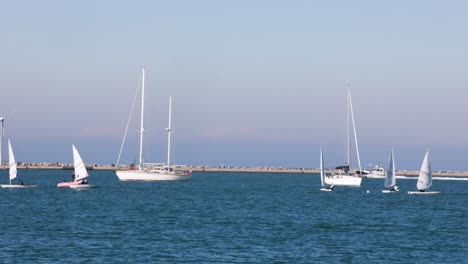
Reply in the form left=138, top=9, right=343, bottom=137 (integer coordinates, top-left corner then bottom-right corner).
left=366, top=190, right=370, bottom=193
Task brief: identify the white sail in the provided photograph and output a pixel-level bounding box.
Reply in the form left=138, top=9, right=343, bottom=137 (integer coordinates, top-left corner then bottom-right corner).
left=384, top=149, right=396, bottom=188
left=320, top=146, right=325, bottom=187
left=417, top=150, right=432, bottom=191
left=72, top=144, right=89, bottom=181
left=8, top=140, right=17, bottom=182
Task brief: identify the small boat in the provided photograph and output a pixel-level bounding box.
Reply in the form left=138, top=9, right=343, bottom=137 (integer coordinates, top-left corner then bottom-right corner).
left=365, top=165, right=386, bottom=178
left=324, top=87, right=362, bottom=186
left=319, top=146, right=333, bottom=192
left=1, top=139, right=36, bottom=188
left=408, top=150, right=440, bottom=195
left=382, top=149, right=399, bottom=193
left=115, top=67, right=191, bottom=181
left=57, top=145, right=95, bottom=188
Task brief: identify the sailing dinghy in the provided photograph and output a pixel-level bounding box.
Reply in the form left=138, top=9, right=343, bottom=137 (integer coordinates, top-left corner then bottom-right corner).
left=319, top=146, right=333, bottom=192
left=408, top=150, right=440, bottom=195
left=382, top=149, right=399, bottom=193
left=57, top=145, right=95, bottom=188
left=1, top=139, right=36, bottom=188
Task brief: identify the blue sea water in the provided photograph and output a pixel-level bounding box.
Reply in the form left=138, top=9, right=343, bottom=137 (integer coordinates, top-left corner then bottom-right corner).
left=0, top=170, right=466, bottom=263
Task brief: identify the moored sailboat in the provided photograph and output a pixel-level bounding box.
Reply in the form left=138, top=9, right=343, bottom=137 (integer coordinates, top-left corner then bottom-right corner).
left=324, top=87, right=362, bottom=187
left=1, top=139, right=36, bottom=188
left=408, top=150, right=440, bottom=195
left=382, top=149, right=399, bottom=193
left=115, top=67, right=191, bottom=181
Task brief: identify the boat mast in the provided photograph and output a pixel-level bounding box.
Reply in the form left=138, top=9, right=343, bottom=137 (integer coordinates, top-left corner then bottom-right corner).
left=138, top=66, right=146, bottom=170
left=348, top=88, right=362, bottom=173
left=320, top=146, right=324, bottom=187
left=0, top=117, right=4, bottom=167
left=346, top=88, right=350, bottom=166
left=8, top=139, right=11, bottom=185
left=166, top=96, right=172, bottom=168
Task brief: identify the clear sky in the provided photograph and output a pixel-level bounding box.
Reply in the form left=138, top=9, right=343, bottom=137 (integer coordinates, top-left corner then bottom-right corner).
left=1, top=1, right=468, bottom=170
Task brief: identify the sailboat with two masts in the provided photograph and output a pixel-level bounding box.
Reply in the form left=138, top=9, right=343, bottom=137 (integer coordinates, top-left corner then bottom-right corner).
left=382, top=149, right=399, bottom=193
left=408, top=150, right=440, bottom=195
left=324, top=88, right=362, bottom=187
left=115, top=67, right=191, bottom=181
left=1, top=139, right=36, bottom=188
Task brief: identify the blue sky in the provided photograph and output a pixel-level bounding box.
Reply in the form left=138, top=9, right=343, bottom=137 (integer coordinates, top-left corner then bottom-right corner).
left=1, top=1, right=468, bottom=170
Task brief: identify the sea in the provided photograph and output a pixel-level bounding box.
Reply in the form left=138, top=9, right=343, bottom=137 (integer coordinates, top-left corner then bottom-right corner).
left=0, top=170, right=466, bottom=263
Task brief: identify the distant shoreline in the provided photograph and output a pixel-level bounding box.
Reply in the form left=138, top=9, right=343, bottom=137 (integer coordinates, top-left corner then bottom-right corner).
left=1, top=165, right=468, bottom=177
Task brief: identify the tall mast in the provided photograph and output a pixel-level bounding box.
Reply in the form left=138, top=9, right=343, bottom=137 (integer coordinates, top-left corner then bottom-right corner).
left=138, top=66, right=146, bottom=169
left=166, top=96, right=172, bottom=168
left=348, top=88, right=362, bottom=172
left=0, top=117, right=4, bottom=167
left=346, top=88, right=350, bottom=166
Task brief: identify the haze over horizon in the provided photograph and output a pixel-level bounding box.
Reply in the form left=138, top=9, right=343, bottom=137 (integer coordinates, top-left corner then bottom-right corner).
left=1, top=1, right=468, bottom=171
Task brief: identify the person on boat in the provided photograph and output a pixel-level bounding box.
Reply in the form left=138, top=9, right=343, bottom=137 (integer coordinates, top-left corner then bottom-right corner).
left=329, top=184, right=334, bottom=191
left=82, top=178, right=88, bottom=185
left=17, top=179, right=24, bottom=185
left=71, top=173, right=76, bottom=181
left=391, top=184, right=399, bottom=192
left=130, top=163, right=135, bottom=171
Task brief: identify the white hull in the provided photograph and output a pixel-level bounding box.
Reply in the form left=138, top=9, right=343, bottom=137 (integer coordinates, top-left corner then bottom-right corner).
left=70, top=184, right=96, bottom=189
left=116, top=170, right=192, bottom=181
left=366, top=174, right=386, bottom=179
left=408, top=191, right=440, bottom=195
left=320, top=188, right=333, bottom=192
left=324, top=175, right=362, bottom=186
left=1, top=184, right=37, bottom=188
left=382, top=190, right=399, bottom=193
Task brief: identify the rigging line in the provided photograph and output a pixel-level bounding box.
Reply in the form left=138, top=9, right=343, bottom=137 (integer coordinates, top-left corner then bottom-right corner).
left=348, top=88, right=362, bottom=172
left=116, top=73, right=142, bottom=166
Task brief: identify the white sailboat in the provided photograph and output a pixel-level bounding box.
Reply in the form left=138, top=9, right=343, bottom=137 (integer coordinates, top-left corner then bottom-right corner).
left=57, top=145, right=95, bottom=188
left=408, top=150, right=440, bottom=195
left=324, top=88, right=362, bottom=186
left=319, top=146, right=333, bottom=192
left=1, top=139, right=36, bottom=188
left=115, top=67, right=192, bottom=181
left=382, top=149, right=399, bottom=193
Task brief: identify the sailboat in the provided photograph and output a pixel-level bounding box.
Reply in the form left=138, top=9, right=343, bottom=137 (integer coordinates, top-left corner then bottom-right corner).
left=324, top=88, right=362, bottom=186
left=382, top=149, right=399, bottom=193
left=57, top=145, right=95, bottom=188
left=408, top=150, right=440, bottom=195
left=1, top=139, right=36, bottom=188
left=115, top=67, right=192, bottom=181
left=319, top=146, right=333, bottom=192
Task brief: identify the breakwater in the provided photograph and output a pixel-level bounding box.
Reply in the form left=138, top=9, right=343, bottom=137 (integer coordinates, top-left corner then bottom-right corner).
left=2, top=164, right=468, bottom=177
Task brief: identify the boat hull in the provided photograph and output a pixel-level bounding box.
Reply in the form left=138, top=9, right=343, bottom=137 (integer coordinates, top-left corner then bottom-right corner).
left=57, top=180, right=84, bottom=188
left=116, top=170, right=192, bottom=181
left=366, top=174, right=386, bottom=179
left=408, top=191, right=440, bottom=195
left=324, top=175, right=362, bottom=186
left=1, top=184, right=37, bottom=188
left=320, top=188, right=333, bottom=192
left=70, top=184, right=96, bottom=189
left=382, top=190, right=399, bottom=193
